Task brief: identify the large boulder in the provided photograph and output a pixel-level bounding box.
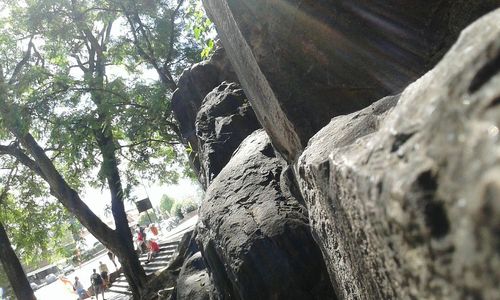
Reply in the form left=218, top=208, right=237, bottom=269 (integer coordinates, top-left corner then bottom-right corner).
left=197, top=129, right=335, bottom=300
left=203, top=0, right=500, bottom=161
left=297, top=10, right=500, bottom=299
left=196, top=82, right=261, bottom=187
left=171, top=47, right=238, bottom=173
left=176, top=252, right=215, bottom=300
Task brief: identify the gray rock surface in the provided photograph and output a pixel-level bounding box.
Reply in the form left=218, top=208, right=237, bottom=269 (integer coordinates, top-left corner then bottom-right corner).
left=196, top=82, right=261, bottom=187
left=197, top=129, right=335, bottom=300
left=176, top=252, right=214, bottom=300
left=297, top=9, right=500, bottom=299
left=171, top=47, right=238, bottom=173
left=203, top=0, right=500, bottom=161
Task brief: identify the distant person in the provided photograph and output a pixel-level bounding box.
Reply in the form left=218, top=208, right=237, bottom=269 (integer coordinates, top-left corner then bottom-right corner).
left=90, top=269, right=105, bottom=300
left=75, top=248, right=82, bottom=267
left=139, top=226, right=147, bottom=240
left=98, top=261, right=109, bottom=288
left=107, top=251, right=117, bottom=269
left=145, top=239, right=160, bottom=264
left=135, top=229, right=145, bottom=254
left=150, top=223, right=158, bottom=236
left=73, top=276, right=88, bottom=300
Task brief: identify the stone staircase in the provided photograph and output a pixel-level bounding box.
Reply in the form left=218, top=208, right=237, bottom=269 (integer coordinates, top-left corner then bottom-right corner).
left=107, top=241, right=180, bottom=296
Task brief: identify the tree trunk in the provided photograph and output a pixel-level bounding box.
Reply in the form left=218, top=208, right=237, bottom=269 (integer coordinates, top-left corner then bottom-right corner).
left=0, top=27, right=148, bottom=300
left=94, top=119, right=148, bottom=297
left=107, top=232, right=146, bottom=298
left=16, top=131, right=146, bottom=299
left=0, top=221, right=36, bottom=300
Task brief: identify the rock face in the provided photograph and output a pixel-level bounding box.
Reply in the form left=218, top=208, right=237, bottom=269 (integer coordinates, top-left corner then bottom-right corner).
left=196, top=82, right=260, bottom=187
left=176, top=252, right=214, bottom=300
left=202, top=0, right=500, bottom=161
left=171, top=47, right=238, bottom=173
left=197, top=130, right=335, bottom=300
left=169, top=2, right=500, bottom=299
left=297, top=9, right=500, bottom=299
left=171, top=45, right=333, bottom=300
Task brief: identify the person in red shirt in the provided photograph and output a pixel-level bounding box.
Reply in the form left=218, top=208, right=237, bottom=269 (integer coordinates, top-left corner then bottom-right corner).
left=146, top=239, right=160, bottom=263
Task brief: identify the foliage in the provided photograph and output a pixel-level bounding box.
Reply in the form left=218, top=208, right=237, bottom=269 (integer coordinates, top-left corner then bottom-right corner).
left=0, top=0, right=213, bottom=295
left=159, top=194, right=175, bottom=216
left=186, top=0, right=216, bottom=59
left=118, top=0, right=207, bottom=88
left=138, top=211, right=159, bottom=226
left=0, top=264, right=9, bottom=295
left=181, top=199, right=198, bottom=215
left=169, top=198, right=198, bottom=219
left=0, top=0, right=202, bottom=198
left=170, top=201, right=184, bottom=219
left=0, top=192, right=72, bottom=270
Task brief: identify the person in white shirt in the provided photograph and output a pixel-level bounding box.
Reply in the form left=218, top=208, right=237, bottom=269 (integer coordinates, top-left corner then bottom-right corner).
left=73, top=276, right=87, bottom=300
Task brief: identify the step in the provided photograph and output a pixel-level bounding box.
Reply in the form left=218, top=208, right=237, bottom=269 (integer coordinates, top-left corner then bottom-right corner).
left=159, top=241, right=180, bottom=247
left=138, top=249, right=175, bottom=259
left=143, top=259, right=171, bottom=267
left=108, top=285, right=133, bottom=296
left=139, top=255, right=174, bottom=262
left=144, top=265, right=166, bottom=272
left=140, top=249, right=175, bottom=256
left=110, top=282, right=129, bottom=289
left=109, top=239, right=181, bottom=294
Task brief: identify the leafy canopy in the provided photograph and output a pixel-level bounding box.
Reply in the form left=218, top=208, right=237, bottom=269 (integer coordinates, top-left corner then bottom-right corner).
left=0, top=0, right=211, bottom=275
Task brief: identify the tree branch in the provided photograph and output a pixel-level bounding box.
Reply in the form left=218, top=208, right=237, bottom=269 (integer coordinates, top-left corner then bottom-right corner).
left=117, top=139, right=180, bottom=149
left=8, top=36, right=34, bottom=85
left=0, top=143, right=46, bottom=181
left=0, top=165, right=17, bottom=204
left=166, top=0, right=185, bottom=64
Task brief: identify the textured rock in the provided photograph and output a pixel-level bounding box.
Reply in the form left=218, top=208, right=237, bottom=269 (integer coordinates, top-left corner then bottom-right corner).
left=197, top=129, right=335, bottom=300
left=297, top=10, right=500, bottom=300
left=171, top=47, right=238, bottom=173
left=203, top=0, right=500, bottom=161
left=196, top=82, right=261, bottom=187
left=167, top=231, right=219, bottom=300
left=167, top=230, right=198, bottom=272
left=176, top=252, right=214, bottom=300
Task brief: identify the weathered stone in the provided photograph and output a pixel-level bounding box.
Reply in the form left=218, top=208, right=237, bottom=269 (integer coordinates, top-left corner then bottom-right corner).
left=171, top=47, right=238, bottom=173
left=203, top=0, right=500, bottom=161
left=140, top=269, right=177, bottom=300
left=167, top=230, right=198, bottom=272
left=197, top=129, right=335, bottom=300
left=297, top=10, right=500, bottom=299
left=176, top=252, right=215, bottom=300
left=196, top=82, right=261, bottom=187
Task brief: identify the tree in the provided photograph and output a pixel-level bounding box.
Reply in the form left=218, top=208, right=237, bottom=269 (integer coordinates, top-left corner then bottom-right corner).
left=0, top=3, right=147, bottom=295
left=118, top=0, right=204, bottom=91
left=170, top=201, right=184, bottom=219
left=180, top=199, right=198, bottom=215
left=159, top=194, right=175, bottom=216
left=0, top=220, right=35, bottom=300
left=138, top=212, right=159, bottom=226
left=0, top=0, right=206, bottom=297
left=0, top=155, right=76, bottom=299
left=0, top=180, right=35, bottom=300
